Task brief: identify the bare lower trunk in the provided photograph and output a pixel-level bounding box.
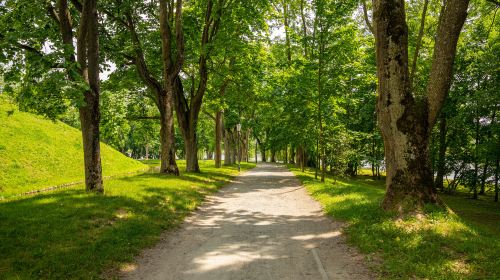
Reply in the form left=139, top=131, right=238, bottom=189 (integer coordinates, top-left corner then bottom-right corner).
left=261, top=148, right=267, bottom=162
left=380, top=128, right=437, bottom=210
left=80, top=0, right=102, bottom=192
left=80, top=96, right=103, bottom=192
left=290, top=147, right=295, bottom=164
left=159, top=95, right=179, bottom=175
left=435, top=115, right=447, bottom=190
left=184, top=133, right=200, bottom=172
left=231, top=129, right=237, bottom=164
left=284, top=144, right=288, bottom=164
left=215, top=110, right=222, bottom=168
left=224, top=129, right=231, bottom=165
left=495, top=157, right=499, bottom=202
left=271, top=150, right=276, bottom=163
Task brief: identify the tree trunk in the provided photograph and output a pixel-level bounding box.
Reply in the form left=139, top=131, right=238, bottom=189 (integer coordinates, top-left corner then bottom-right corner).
left=495, top=157, right=499, bottom=202
left=255, top=140, right=258, bottom=163
left=158, top=94, right=179, bottom=175
left=290, top=147, right=295, bottom=164
left=79, top=92, right=103, bottom=192
left=79, top=0, right=103, bottom=192
left=224, top=129, right=231, bottom=166
left=261, top=147, right=267, bottom=162
left=435, top=115, right=447, bottom=190
left=215, top=110, right=222, bottom=167
left=184, top=132, right=200, bottom=172
left=231, top=129, right=237, bottom=164
left=373, top=0, right=468, bottom=212
left=473, top=114, right=479, bottom=199
left=479, top=161, right=489, bottom=195
left=284, top=144, right=288, bottom=164
left=271, top=150, right=276, bottom=163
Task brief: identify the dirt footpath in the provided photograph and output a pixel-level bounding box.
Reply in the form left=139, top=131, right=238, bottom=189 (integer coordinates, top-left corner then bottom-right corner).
left=122, top=163, right=373, bottom=280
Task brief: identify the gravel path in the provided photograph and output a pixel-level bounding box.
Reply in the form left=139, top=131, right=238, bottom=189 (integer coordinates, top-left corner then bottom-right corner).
left=122, top=163, right=373, bottom=280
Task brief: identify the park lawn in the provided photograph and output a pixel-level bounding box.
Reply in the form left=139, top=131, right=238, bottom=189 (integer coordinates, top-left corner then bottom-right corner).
left=0, top=160, right=255, bottom=280
left=0, top=98, right=147, bottom=198
left=289, top=166, right=500, bottom=280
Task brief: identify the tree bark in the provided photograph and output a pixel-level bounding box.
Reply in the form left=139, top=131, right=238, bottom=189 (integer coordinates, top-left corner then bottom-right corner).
left=184, top=133, right=200, bottom=172
left=271, top=150, right=276, bottom=163
left=495, top=157, right=499, bottom=202
left=54, top=0, right=103, bottom=192
left=224, top=128, right=232, bottom=166
left=158, top=94, right=179, bottom=175
left=373, top=0, right=469, bottom=211
left=215, top=110, right=223, bottom=167
left=78, top=0, right=103, bottom=192
left=434, top=115, right=447, bottom=190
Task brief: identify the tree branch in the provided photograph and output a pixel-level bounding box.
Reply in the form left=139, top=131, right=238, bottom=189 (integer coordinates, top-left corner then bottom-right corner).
left=426, top=0, right=470, bottom=129
left=361, top=0, right=374, bottom=34
left=409, top=0, right=429, bottom=87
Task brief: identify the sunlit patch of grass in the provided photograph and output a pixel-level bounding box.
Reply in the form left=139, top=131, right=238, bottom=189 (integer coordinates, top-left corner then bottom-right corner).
left=289, top=165, right=500, bottom=279
left=0, top=98, right=146, bottom=197
left=0, top=160, right=255, bottom=279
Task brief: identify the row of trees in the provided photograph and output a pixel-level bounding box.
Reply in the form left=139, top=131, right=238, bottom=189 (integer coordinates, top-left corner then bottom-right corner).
left=1, top=0, right=268, bottom=191
left=1, top=0, right=498, bottom=210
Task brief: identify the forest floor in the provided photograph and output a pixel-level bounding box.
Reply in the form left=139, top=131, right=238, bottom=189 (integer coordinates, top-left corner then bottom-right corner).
left=0, top=160, right=254, bottom=279
left=290, top=166, right=500, bottom=279
left=122, top=163, right=373, bottom=280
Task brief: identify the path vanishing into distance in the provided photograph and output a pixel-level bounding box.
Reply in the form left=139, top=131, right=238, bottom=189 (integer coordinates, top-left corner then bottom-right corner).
left=122, top=163, right=373, bottom=280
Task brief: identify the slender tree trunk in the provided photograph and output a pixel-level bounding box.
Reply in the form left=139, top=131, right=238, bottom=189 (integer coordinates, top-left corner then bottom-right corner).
left=473, top=114, right=479, bottom=199
left=224, top=129, right=231, bottom=166
left=255, top=140, right=258, bottom=163
left=435, top=115, right=447, bottom=190
left=231, top=129, right=237, bottom=164
left=215, top=110, right=222, bottom=167
left=261, top=147, right=267, bottom=162
left=495, top=157, right=499, bottom=202
left=371, top=135, right=376, bottom=179
left=79, top=0, right=103, bottom=192
left=290, top=147, right=296, bottom=164
left=271, top=150, right=276, bottom=163
left=301, top=144, right=306, bottom=172
left=479, top=161, right=489, bottom=195
left=285, top=144, right=288, bottom=164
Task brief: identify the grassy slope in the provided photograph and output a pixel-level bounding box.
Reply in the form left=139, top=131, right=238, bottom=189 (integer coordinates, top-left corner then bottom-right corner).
left=0, top=160, right=255, bottom=279
left=0, top=99, right=146, bottom=197
left=290, top=166, right=500, bottom=279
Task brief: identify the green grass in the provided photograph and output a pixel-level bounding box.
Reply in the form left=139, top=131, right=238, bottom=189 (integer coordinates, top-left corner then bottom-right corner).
left=0, top=98, right=146, bottom=197
left=0, top=160, right=255, bottom=279
left=289, top=166, right=500, bottom=279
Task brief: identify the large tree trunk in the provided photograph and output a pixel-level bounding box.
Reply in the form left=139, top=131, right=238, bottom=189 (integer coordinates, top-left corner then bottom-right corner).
left=373, top=0, right=469, bottom=211
left=271, top=150, right=276, bottom=163
left=79, top=0, right=103, bottom=192
left=158, top=94, right=179, bottom=175
left=215, top=110, right=222, bottom=167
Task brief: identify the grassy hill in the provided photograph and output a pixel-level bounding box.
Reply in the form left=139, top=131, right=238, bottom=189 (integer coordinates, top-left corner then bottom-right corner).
left=0, top=97, right=146, bottom=197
